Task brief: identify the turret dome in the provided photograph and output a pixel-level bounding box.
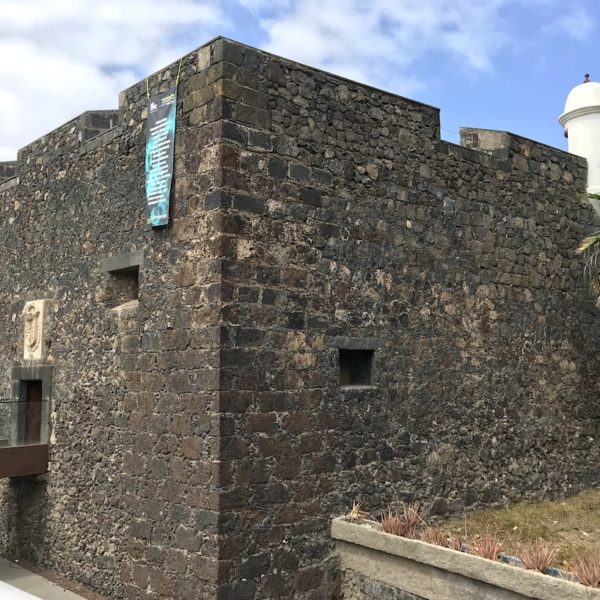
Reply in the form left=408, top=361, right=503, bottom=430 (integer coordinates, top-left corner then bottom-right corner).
left=559, top=76, right=600, bottom=200
left=560, top=80, right=600, bottom=124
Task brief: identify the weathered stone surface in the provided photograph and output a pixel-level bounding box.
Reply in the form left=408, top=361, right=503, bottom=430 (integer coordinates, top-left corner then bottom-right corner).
left=0, top=38, right=224, bottom=600
left=202, top=37, right=598, bottom=600
left=0, top=161, right=17, bottom=183
left=343, top=571, right=425, bottom=600
left=0, top=35, right=598, bottom=600
left=333, top=518, right=600, bottom=600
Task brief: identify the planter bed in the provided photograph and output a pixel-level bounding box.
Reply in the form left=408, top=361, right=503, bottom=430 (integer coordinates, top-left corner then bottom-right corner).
left=332, top=517, right=600, bottom=600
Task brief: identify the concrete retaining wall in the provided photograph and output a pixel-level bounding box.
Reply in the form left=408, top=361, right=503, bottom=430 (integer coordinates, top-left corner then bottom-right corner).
left=332, top=518, right=600, bottom=600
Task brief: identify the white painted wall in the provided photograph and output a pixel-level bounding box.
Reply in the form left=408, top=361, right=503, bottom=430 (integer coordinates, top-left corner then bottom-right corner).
left=564, top=112, right=600, bottom=194
left=560, top=82, right=600, bottom=200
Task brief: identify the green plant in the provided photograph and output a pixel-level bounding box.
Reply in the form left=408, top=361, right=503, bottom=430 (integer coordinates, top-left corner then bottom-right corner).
left=520, top=541, right=555, bottom=573
left=572, top=555, right=600, bottom=588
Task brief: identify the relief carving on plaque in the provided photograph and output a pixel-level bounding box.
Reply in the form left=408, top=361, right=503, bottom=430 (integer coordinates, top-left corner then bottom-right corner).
left=23, top=300, right=49, bottom=360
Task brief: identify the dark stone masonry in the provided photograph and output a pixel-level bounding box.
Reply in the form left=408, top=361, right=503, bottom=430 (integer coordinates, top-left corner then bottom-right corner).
left=0, top=36, right=599, bottom=599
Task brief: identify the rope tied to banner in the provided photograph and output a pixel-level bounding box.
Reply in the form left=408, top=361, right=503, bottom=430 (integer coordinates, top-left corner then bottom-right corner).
left=175, top=57, right=183, bottom=87
left=145, top=57, right=183, bottom=99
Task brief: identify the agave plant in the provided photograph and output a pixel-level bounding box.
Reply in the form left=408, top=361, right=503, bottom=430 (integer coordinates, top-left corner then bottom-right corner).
left=520, top=540, right=556, bottom=573
left=419, top=527, right=447, bottom=547
left=379, top=502, right=426, bottom=538
left=469, top=535, right=502, bottom=561
left=347, top=500, right=371, bottom=521
left=380, top=511, right=405, bottom=536
left=572, top=555, right=600, bottom=588
left=447, top=536, right=464, bottom=552
left=400, top=502, right=425, bottom=538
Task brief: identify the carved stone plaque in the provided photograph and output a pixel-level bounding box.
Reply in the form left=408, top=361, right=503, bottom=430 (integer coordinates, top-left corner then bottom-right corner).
left=23, top=300, right=48, bottom=360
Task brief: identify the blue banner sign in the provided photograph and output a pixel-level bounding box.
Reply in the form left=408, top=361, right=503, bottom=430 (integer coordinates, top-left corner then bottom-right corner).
left=145, top=88, right=176, bottom=227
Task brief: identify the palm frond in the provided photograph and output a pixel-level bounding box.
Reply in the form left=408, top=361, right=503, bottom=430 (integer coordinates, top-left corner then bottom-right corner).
left=576, top=233, right=600, bottom=255
left=576, top=233, right=600, bottom=303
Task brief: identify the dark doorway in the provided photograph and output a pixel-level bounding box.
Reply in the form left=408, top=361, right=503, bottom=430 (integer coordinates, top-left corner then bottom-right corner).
left=24, top=380, right=42, bottom=444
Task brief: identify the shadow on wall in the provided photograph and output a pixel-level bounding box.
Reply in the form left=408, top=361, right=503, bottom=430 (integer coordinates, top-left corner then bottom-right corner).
left=3, top=477, right=49, bottom=565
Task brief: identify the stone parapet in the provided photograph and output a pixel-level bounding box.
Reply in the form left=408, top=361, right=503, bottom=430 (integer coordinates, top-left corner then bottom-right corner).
left=0, top=162, right=17, bottom=183
left=332, top=518, right=600, bottom=600
left=460, top=127, right=587, bottom=186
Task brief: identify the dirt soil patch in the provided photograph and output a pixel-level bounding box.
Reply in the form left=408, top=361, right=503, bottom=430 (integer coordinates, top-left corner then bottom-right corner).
left=439, top=488, right=600, bottom=567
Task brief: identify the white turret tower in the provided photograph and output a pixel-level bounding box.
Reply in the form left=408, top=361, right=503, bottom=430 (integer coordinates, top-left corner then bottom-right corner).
left=559, top=75, right=600, bottom=199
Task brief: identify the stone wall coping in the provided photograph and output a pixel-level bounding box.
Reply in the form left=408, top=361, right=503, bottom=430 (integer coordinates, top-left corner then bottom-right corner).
left=0, top=177, right=19, bottom=193
left=331, top=517, right=600, bottom=600
left=1, top=35, right=439, bottom=167
left=460, top=127, right=584, bottom=161
left=0, top=35, right=583, bottom=186
left=79, top=124, right=124, bottom=156
left=0, top=160, right=18, bottom=179
left=215, top=35, right=441, bottom=113
left=442, top=141, right=511, bottom=171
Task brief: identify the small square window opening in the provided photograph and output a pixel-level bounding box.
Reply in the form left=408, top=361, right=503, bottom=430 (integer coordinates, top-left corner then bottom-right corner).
left=339, top=349, right=374, bottom=386
left=106, top=266, right=139, bottom=309
left=101, top=250, right=143, bottom=310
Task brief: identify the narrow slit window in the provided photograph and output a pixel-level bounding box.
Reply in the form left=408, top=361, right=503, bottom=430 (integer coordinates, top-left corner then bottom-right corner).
left=339, top=349, right=373, bottom=386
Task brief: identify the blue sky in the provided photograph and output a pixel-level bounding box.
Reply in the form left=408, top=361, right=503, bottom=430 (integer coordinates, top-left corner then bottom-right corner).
left=0, top=0, right=597, bottom=159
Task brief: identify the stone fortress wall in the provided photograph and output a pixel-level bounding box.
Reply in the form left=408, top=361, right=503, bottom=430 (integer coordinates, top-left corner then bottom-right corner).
left=0, top=37, right=599, bottom=599
left=0, top=42, right=226, bottom=599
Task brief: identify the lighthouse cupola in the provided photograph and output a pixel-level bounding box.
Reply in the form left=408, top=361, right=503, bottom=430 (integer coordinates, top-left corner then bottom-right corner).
left=559, top=75, right=600, bottom=196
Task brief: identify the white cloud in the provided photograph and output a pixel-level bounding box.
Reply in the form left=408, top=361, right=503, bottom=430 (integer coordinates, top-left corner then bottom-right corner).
left=237, top=0, right=292, bottom=13
left=0, top=0, right=225, bottom=160
left=253, top=0, right=594, bottom=96
left=0, top=0, right=595, bottom=160
left=542, top=5, right=594, bottom=42
left=250, top=0, right=509, bottom=95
